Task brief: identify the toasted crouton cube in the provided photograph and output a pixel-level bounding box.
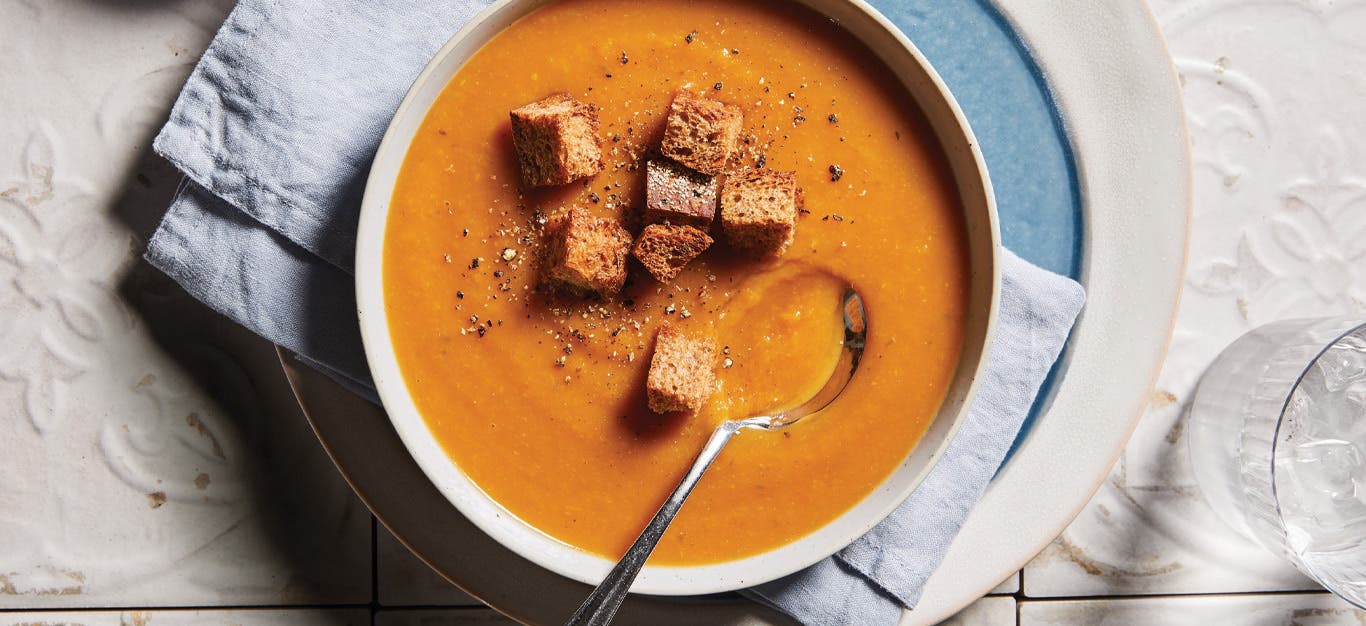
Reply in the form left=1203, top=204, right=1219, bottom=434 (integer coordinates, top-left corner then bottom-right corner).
left=540, top=207, right=633, bottom=296
left=510, top=94, right=603, bottom=187
left=644, top=158, right=719, bottom=229
left=632, top=224, right=713, bottom=283
left=720, top=168, right=801, bottom=255
left=646, top=324, right=717, bottom=413
left=660, top=91, right=743, bottom=175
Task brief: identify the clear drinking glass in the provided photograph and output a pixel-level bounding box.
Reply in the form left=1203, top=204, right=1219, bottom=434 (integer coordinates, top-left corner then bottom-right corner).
left=1189, top=317, right=1366, bottom=608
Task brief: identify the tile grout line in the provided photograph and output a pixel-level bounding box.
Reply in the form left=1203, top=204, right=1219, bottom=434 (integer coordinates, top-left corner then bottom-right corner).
left=0, top=591, right=1338, bottom=616
left=372, top=514, right=381, bottom=620
left=0, top=605, right=374, bottom=614
left=0, top=605, right=498, bottom=615
left=1016, top=567, right=1024, bottom=625
left=1015, top=588, right=1335, bottom=604
left=360, top=606, right=513, bottom=612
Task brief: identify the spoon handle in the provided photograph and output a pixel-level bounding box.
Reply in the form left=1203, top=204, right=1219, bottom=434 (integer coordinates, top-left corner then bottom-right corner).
left=564, top=419, right=747, bottom=626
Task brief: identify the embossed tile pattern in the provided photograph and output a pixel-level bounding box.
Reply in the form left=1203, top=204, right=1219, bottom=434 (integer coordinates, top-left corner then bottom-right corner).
left=0, top=0, right=371, bottom=608
left=1024, top=0, right=1366, bottom=597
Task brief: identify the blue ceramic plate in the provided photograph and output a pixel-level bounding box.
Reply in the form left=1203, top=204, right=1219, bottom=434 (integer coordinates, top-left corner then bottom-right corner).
left=869, top=0, right=1082, bottom=462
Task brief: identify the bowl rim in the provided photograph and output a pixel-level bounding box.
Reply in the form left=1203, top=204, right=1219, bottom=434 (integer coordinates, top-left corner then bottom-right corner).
left=354, top=0, right=1001, bottom=595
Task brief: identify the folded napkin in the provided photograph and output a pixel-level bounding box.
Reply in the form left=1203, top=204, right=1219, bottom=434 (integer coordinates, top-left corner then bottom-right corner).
left=145, top=1, right=1086, bottom=623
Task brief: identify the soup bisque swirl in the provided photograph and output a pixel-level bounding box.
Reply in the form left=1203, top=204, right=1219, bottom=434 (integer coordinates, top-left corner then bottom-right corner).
left=383, top=0, right=968, bottom=564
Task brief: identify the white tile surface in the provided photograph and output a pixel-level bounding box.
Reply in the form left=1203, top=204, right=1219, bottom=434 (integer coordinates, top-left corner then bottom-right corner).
left=1025, top=0, right=1366, bottom=597
left=0, top=609, right=369, bottom=626
left=0, top=0, right=371, bottom=607
left=5, top=0, right=1364, bottom=617
left=933, top=596, right=1015, bottom=626
left=1020, top=593, right=1366, bottom=625
left=377, top=526, right=480, bottom=606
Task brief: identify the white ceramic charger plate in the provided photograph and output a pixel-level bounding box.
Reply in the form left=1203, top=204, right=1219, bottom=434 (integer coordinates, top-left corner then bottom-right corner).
left=282, top=0, right=1190, bottom=622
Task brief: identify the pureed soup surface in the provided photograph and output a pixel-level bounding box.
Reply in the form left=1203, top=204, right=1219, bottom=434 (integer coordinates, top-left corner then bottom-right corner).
left=384, top=0, right=969, bottom=564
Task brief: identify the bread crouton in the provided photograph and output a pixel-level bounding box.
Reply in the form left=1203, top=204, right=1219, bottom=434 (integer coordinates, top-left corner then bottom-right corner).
left=660, top=91, right=743, bottom=175
left=632, top=224, right=713, bottom=283
left=719, top=168, right=801, bottom=255
left=646, top=323, right=717, bottom=413
left=510, top=94, right=603, bottom=187
left=644, top=158, right=719, bottom=229
left=540, top=207, right=633, bottom=296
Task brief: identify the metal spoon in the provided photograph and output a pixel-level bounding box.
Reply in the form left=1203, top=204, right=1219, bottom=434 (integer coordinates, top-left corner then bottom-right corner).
left=565, top=288, right=867, bottom=626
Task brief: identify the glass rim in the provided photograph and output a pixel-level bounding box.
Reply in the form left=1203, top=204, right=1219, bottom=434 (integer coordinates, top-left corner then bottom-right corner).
left=1266, top=317, right=1366, bottom=606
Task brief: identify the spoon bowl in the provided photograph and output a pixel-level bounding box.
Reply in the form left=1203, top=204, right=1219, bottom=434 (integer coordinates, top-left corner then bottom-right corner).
left=760, top=288, right=867, bottom=430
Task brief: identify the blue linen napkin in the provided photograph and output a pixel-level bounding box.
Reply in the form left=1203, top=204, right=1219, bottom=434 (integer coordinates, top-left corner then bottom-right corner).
left=145, top=0, right=1086, bottom=623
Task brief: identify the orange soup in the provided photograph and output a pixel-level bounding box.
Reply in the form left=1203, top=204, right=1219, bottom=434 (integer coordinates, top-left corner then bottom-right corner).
left=384, top=0, right=968, bottom=564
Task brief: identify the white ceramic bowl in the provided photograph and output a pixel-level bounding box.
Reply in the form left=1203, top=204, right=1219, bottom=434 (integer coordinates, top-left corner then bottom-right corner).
left=355, top=0, right=1000, bottom=596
